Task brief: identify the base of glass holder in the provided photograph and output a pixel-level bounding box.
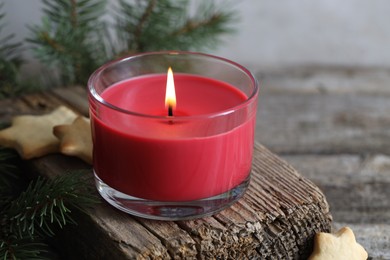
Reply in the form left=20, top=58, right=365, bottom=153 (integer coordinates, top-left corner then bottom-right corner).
left=94, top=173, right=250, bottom=220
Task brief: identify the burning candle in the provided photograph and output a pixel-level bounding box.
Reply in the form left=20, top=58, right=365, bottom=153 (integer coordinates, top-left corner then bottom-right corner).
left=88, top=51, right=259, bottom=220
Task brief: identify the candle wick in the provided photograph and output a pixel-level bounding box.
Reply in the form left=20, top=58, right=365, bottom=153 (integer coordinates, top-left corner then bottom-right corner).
left=168, top=105, right=173, bottom=117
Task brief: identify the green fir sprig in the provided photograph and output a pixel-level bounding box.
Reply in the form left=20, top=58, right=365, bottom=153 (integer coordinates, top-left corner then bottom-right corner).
left=0, top=0, right=236, bottom=95
left=5, top=172, right=98, bottom=239
left=115, top=0, right=236, bottom=53
left=0, top=160, right=99, bottom=259
left=28, top=0, right=109, bottom=86
left=0, top=234, right=48, bottom=260
left=28, top=0, right=236, bottom=87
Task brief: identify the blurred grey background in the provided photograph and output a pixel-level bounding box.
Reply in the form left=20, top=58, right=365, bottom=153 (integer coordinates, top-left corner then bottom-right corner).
left=4, top=0, right=390, bottom=71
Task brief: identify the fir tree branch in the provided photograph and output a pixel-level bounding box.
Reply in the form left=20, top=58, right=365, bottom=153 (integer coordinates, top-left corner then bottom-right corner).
left=172, top=13, right=231, bottom=37
left=166, top=1, right=236, bottom=51
left=29, top=0, right=109, bottom=86
left=42, top=0, right=106, bottom=30
left=28, top=0, right=236, bottom=87
left=0, top=234, right=48, bottom=260
left=115, top=0, right=236, bottom=53
left=133, top=0, right=157, bottom=51
left=3, top=171, right=99, bottom=239
left=0, top=146, right=98, bottom=258
left=70, top=0, right=78, bottom=28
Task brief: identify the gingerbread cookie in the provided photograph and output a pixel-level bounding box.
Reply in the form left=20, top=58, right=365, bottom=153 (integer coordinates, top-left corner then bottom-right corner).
left=53, top=116, right=92, bottom=164
left=309, top=227, right=368, bottom=260
left=0, top=106, right=78, bottom=159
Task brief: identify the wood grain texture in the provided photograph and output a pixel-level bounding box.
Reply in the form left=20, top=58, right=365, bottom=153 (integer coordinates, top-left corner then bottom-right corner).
left=0, top=87, right=332, bottom=259
left=254, top=67, right=390, bottom=259
left=282, top=154, right=390, bottom=259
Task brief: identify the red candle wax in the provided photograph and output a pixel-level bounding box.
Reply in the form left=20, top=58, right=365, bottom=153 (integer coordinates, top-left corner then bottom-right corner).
left=91, top=74, right=255, bottom=201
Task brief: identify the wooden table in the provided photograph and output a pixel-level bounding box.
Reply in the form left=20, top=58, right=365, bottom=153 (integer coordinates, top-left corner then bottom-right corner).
left=256, top=66, right=390, bottom=259
left=0, top=86, right=332, bottom=259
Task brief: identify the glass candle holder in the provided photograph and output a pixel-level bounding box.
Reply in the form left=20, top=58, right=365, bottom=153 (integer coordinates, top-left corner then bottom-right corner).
left=88, top=51, right=259, bottom=220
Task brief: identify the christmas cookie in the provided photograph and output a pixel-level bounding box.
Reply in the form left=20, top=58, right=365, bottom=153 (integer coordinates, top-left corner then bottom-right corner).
left=53, top=116, right=92, bottom=164
left=0, top=106, right=78, bottom=159
left=309, top=227, right=368, bottom=260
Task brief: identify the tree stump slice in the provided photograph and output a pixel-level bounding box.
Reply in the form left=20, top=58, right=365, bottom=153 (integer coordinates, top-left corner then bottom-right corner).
left=1, top=87, right=332, bottom=259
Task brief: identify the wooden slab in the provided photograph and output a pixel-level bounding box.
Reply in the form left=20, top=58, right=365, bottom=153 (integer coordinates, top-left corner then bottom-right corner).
left=0, top=87, right=332, bottom=259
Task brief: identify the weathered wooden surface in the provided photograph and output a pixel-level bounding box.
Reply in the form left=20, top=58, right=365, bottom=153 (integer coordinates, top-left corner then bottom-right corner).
left=0, top=87, right=332, bottom=259
left=31, top=145, right=331, bottom=259
left=256, top=66, right=390, bottom=259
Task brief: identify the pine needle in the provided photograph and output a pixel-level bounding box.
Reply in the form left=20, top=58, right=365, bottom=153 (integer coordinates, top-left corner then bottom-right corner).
left=28, top=0, right=237, bottom=86
left=0, top=234, right=49, bottom=260
left=28, top=0, right=109, bottom=86
left=115, top=0, right=237, bottom=53
left=4, top=171, right=99, bottom=239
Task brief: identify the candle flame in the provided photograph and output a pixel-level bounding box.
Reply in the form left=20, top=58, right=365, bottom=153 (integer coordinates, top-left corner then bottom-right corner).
left=165, top=67, right=176, bottom=115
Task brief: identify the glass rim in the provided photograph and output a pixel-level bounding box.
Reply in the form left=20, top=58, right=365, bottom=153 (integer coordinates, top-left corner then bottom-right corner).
left=88, top=51, right=259, bottom=120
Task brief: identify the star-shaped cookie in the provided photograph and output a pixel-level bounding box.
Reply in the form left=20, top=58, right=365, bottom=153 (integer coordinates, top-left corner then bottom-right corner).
left=309, top=227, right=368, bottom=260
left=0, top=106, right=78, bottom=159
left=53, top=116, right=92, bottom=164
